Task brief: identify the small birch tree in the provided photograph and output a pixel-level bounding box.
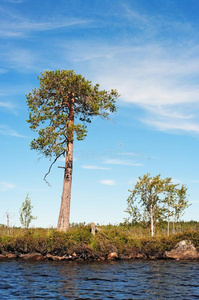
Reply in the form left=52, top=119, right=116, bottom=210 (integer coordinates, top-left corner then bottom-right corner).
left=173, top=185, right=190, bottom=232
left=19, top=194, right=37, bottom=228
left=162, top=179, right=178, bottom=236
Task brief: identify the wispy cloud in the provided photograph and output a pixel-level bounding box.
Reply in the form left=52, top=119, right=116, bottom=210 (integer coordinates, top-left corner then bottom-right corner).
left=1, top=3, right=199, bottom=136
left=81, top=165, right=111, bottom=170
left=0, top=125, right=26, bottom=138
left=2, top=47, right=40, bottom=72
left=0, top=5, right=92, bottom=38
left=99, top=179, right=115, bottom=186
left=0, top=181, right=15, bottom=191
left=3, top=0, right=24, bottom=3
left=103, top=158, right=143, bottom=167
left=120, top=151, right=151, bottom=160
left=94, top=43, right=199, bottom=105
left=0, top=19, right=90, bottom=38
left=59, top=6, right=199, bottom=136
left=143, top=119, right=199, bottom=134
left=0, top=101, right=15, bottom=110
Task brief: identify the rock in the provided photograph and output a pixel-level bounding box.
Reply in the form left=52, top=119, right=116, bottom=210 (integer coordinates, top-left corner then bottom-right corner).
left=99, top=256, right=105, bottom=261
left=148, top=255, right=157, bottom=260
left=120, top=254, right=131, bottom=260
left=5, top=253, right=16, bottom=259
left=124, top=252, right=147, bottom=259
left=135, top=253, right=147, bottom=259
left=45, top=254, right=66, bottom=261
left=76, top=258, right=84, bottom=262
left=107, top=252, right=118, bottom=260
left=20, top=253, right=45, bottom=261
left=0, top=253, right=16, bottom=259
left=165, top=240, right=199, bottom=260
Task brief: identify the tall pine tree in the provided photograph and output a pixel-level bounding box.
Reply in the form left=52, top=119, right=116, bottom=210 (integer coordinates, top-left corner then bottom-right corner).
left=26, top=70, right=119, bottom=231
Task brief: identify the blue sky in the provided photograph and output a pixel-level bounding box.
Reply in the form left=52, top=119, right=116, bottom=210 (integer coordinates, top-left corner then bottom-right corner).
left=1, top=0, right=199, bottom=227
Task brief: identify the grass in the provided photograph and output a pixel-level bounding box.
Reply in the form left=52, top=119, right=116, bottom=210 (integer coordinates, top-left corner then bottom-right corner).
left=0, top=222, right=198, bottom=259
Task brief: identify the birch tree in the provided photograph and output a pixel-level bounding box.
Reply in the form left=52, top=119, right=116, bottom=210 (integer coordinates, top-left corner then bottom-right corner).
left=172, top=185, right=189, bottom=232
left=126, top=174, right=164, bottom=237
left=19, top=194, right=37, bottom=228
left=126, top=174, right=190, bottom=236
left=162, top=180, right=178, bottom=236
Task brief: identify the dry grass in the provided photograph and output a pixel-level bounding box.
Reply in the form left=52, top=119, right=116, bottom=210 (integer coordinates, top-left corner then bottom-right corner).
left=0, top=222, right=198, bottom=258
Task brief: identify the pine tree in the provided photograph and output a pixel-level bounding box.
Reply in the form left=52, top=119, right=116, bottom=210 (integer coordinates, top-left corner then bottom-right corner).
left=26, top=70, right=119, bottom=231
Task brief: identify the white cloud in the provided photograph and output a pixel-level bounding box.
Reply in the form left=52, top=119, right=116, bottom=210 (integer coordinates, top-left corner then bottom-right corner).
left=0, top=125, right=26, bottom=138
left=94, top=44, right=199, bottom=107
left=0, top=182, right=15, bottom=192
left=1, top=4, right=199, bottom=136
left=0, top=5, right=92, bottom=38
left=4, top=0, right=24, bottom=3
left=144, top=105, right=195, bottom=120
left=59, top=8, right=199, bottom=136
left=99, top=179, right=115, bottom=186
left=120, top=151, right=150, bottom=160
left=98, top=43, right=199, bottom=134
left=0, top=101, right=15, bottom=110
left=143, top=119, right=199, bottom=134
left=4, top=48, right=38, bottom=71
left=104, top=158, right=143, bottom=167
left=81, top=165, right=111, bottom=170
left=190, top=180, right=199, bottom=183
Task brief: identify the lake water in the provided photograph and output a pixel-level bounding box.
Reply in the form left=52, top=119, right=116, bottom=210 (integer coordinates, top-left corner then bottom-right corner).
left=0, top=260, right=198, bottom=299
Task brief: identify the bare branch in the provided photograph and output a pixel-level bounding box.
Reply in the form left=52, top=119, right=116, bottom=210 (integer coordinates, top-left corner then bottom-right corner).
left=44, top=152, right=65, bottom=186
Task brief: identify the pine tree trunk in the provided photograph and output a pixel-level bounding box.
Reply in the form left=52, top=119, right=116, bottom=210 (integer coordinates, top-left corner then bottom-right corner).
left=57, top=96, right=74, bottom=232
left=57, top=141, right=73, bottom=231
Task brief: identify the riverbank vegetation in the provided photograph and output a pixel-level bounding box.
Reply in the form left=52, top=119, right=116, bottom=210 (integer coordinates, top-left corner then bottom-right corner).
left=0, top=222, right=198, bottom=260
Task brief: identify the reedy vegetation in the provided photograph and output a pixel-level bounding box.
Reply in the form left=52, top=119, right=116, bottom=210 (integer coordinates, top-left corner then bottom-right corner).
left=0, top=222, right=198, bottom=259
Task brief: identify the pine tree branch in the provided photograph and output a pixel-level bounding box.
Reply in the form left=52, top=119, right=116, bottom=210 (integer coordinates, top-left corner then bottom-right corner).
left=44, top=152, right=65, bottom=186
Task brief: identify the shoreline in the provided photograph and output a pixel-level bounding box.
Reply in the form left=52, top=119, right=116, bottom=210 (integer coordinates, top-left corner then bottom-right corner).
left=1, top=226, right=199, bottom=262
left=1, top=246, right=199, bottom=262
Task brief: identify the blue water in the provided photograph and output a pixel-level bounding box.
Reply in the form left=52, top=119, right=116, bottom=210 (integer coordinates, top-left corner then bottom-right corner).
left=0, top=260, right=199, bottom=299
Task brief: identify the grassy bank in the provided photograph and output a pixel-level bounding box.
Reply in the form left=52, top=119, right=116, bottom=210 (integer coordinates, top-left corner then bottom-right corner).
left=0, top=222, right=199, bottom=260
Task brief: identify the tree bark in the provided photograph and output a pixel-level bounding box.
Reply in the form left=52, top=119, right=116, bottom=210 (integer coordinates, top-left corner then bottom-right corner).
left=167, top=217, right=170, bottom=236
left=172, top=219, right=175, bottom=234
left=57, top=141, right=73, bottom=231
left=150, top=204, right=154, bottom=237
left=57, top=97, right=74, bottom=231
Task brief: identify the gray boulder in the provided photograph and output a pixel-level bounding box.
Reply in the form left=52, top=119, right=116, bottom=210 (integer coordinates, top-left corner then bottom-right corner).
left=165, top=240, right=199, bottom=260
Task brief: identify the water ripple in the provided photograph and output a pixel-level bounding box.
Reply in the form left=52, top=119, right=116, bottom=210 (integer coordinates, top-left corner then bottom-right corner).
left=0, top=260, right=199, bottom=299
